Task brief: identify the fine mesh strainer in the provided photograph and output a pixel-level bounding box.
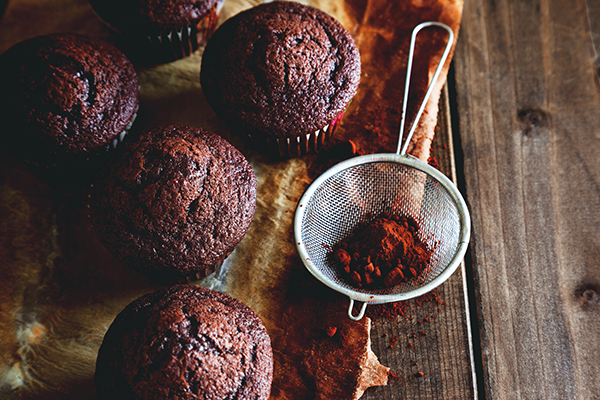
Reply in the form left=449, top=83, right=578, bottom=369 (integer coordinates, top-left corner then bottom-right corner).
left=293, top=22, right=471, bottom=321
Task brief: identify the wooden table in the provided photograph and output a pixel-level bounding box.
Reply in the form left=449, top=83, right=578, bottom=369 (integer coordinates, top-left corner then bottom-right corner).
left=1, top=0, right=599, bottom=399
left=454, top=0, right=600, bottom=398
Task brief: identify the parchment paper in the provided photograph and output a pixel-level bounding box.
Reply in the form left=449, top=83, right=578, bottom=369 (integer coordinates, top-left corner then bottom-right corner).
left=0, top=0, right=463, bottom=398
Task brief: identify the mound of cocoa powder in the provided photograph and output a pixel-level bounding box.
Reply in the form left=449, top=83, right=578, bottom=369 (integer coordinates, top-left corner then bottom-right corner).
left=332, top=214, right=433, bottom=289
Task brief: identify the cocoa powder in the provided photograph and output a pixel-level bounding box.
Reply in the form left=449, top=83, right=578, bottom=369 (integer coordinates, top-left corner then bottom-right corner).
left=332, top=213, right=433, bottom=289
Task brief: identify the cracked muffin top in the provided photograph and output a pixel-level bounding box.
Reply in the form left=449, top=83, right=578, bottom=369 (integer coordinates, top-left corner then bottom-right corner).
left=90, top=125, right=257, bottom=277
left=0, top=33, right=138, bottom=167
left=200, top=1, right=361, bottom=139
left=95, top=284, right=273, bottom=400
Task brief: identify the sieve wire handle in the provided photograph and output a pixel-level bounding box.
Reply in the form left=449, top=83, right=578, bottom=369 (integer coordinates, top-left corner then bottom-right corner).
left=348, top=298, right=368, bottom=321
left=397, top=22, right=455, bottom=155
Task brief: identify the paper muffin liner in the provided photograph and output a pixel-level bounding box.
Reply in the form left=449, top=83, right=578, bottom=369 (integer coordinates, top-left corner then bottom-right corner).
left=245, top=110, right=345, bottom=158
left=184, top=255, right=227, bottom=283
left=97, top=0, right=224, bottom=63
left=18, top=104, right=139, bottom=173
left=103, top=105, right=139, bottom=152
left=195, top=0, right=225, bottom=47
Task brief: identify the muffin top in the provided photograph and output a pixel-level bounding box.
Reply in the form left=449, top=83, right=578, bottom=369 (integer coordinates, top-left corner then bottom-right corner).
left=88, top=0, right=220, bottom=33
left=95, top=284, right=273, bottom=400
left=0, top=33, right=138, bottom=166
left=200, top=1, right=361, bottom=139
left=90, top=125, right=257, bottom=277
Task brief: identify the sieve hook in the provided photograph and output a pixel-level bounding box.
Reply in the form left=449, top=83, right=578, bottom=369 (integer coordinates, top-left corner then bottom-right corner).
left=348, top=298, right=368, bottom=321
left=397, top=22, right=454, bottom=155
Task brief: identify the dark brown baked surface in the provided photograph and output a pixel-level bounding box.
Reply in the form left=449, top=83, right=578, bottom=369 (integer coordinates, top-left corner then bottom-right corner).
left=90, top=125, right=257, bottom=277
left=200, top=1, right=361, bottom=139
left=95, top=284, right=273, bottom=400
left=88, top=0, right=220, bottom=33
left=0, top=33, right=138, bottom=166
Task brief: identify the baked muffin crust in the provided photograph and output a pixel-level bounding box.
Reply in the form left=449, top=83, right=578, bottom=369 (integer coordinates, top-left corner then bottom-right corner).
left=200, top=1, right=361, bottom=139
left=95, top=285, right=273, bottom=400
left=0, top=33, right=138, bottom=165
left=90, top=125, right=257, bottom=277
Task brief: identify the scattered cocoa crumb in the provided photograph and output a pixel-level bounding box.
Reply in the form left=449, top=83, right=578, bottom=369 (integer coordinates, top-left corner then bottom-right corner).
left=427, top=154, right=440, bottom=170
left=367, top=290, right=443, bottom=320
left=388, top=370, right=402, bottom=381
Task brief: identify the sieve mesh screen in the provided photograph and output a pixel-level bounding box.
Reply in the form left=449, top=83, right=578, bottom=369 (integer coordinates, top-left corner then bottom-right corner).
left=299, top=161, right=461, bottom=297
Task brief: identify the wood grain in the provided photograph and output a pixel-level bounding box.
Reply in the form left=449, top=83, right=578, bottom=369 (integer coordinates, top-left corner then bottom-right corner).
left=454, top=0, right=600, bottom=398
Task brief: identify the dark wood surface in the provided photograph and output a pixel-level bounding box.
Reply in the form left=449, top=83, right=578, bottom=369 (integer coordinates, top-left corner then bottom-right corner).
left=454, top=0, right=600, bottom=398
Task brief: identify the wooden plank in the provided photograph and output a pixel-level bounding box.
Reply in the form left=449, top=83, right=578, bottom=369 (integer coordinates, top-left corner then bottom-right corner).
left=454, top=0, right=600, bottom=398
left=363, top=86, right=477, bottom=400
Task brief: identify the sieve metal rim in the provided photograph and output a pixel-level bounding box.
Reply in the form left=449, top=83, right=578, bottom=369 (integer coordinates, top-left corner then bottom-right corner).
left=293, top=153, right=471, bottom=313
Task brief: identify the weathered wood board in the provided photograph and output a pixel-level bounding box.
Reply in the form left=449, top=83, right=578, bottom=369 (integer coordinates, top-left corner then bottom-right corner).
left=454, top=0, right=600, bottom=398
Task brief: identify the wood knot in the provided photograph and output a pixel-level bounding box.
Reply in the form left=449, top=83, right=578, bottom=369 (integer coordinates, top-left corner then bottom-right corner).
left=517, top=108, right=550, bottom=136
left=582, top=289, right=599, bottom=305
left=577, top=285, right=600, bottom=309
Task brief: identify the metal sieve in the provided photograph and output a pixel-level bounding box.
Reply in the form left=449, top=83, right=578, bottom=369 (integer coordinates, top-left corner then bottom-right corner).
left=293, top=22, right=471, bottom=321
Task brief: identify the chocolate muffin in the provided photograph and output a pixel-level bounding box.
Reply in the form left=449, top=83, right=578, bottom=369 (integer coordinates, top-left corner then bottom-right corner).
left=0, top=33, right=138, bottom=171
left=200, top=1, right=361, bottom=158
left=95, top=284, right=273, bottom=400
left=88, top=0, right=224, bottom=63
left=90, top=125, right=257, bottom=278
